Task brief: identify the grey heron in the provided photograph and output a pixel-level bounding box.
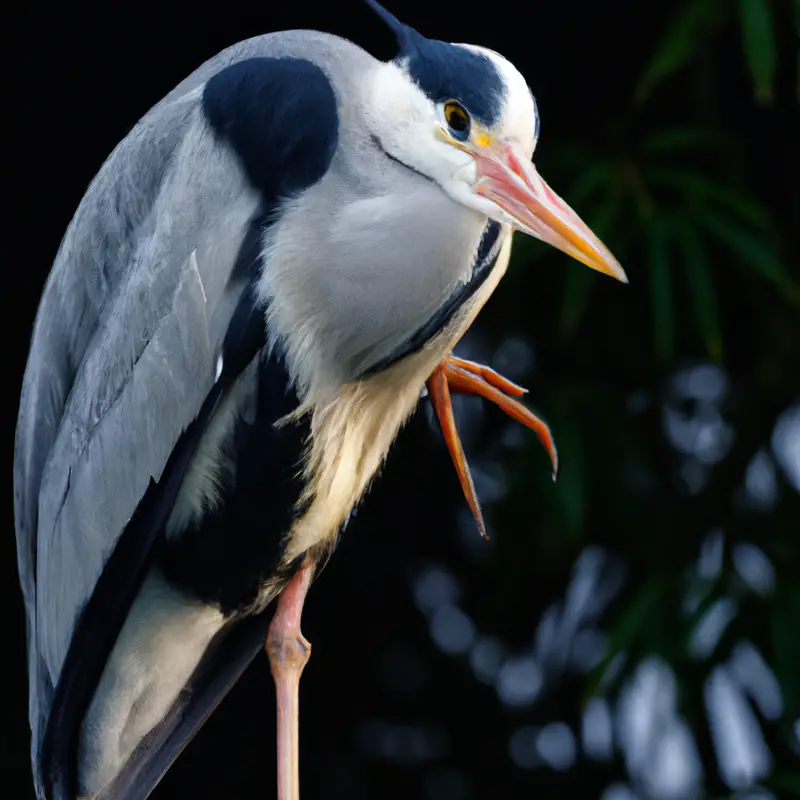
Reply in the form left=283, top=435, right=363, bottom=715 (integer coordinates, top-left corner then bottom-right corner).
left=13, top=2, right=627, bottom=798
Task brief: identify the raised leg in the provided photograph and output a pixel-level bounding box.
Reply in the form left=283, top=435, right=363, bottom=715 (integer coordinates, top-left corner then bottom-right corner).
left=266, top=563, right=313, bottom=800
left=442, top=356, right=558, bottom=475
left=427, top=366, right=489, bottom=540
left=426, top=354, right=559, bottom=539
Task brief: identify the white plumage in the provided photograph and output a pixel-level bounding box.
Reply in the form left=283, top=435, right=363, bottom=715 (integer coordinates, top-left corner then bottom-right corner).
left=14, top=6, right=624, bottom=799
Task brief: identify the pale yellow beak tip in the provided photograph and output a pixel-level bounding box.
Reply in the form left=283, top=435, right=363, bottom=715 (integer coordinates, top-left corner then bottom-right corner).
left=592, top=247, right=628, bottom=284
left=579, top=252, right=629, bottom=284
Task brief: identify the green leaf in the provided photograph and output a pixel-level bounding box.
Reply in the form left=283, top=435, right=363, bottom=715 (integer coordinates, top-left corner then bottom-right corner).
left=769, top=773, right=800, bottom=796
left=560, top=268, right=598, bottom=341
left=675, top=223, right=724, bottom=361
left=739, top=0, right=778, bottom=105
left=566, top=161, right=614, bottom=208
left=770, top=588, right=800, bottom=716
left=539, top=142, right=602, bottom=174
left=507, top=232, right=551, bottom=267
left=697, top=208, right=798, bottom=297
left=680, top=574, right=726, bottom=654
left=635, top=0, right=726, bottom=103
left=647, top=217, right=676, bottom=363
left=559, top=181, right=622, bottom=339
left=646, top=168, right=773, bottom=232
left=641, top=126, right=734, bottom=156
left=584, top=578, right=666, bottom=698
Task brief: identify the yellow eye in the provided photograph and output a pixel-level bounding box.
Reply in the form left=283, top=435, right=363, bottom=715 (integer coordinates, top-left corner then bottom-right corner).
left=443, top=100, right=471, bottom=141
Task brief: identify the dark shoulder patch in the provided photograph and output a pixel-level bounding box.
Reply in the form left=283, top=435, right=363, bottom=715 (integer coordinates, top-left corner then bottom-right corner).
left=202, top=57, right=338, bottom=203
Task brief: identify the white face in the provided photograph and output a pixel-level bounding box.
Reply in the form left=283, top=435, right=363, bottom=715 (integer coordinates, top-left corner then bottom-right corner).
left=458, top=44, right=540, bottom=159
left=364, top=45, right=539, bottom=221
left=363, top=44, right=626, bottom=283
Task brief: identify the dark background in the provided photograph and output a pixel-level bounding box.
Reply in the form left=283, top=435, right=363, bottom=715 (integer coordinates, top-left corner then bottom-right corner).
left=4, top=1, right=799, bottom=798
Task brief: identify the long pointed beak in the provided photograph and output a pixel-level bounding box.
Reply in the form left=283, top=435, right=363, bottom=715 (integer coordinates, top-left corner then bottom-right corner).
left=473, top=140, right=628, bottom=282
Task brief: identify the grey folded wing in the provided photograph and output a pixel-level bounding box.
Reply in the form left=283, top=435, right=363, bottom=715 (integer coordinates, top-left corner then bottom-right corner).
left=13, top=87, right=261, bottom=792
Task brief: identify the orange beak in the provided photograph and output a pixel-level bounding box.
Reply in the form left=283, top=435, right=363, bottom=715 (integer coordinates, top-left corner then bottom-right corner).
left=425, top=136, right=625, bottom=538
left=472, top=138, right=627, bottom=282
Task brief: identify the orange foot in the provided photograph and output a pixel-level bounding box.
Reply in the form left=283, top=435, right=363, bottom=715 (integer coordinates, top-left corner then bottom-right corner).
left=426, top=354, right=558, bottom=540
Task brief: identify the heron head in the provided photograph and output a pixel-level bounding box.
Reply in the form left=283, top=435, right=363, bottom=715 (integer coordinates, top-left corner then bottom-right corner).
left=364, top=0, right=627, bottom=283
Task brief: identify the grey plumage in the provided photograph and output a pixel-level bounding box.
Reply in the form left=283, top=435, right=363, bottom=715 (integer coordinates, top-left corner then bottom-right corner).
left=16, top=29, right=502, bottom=799
left=16, top=70, right=256, bottom=793
left=15, top=8, right=624, bottom=797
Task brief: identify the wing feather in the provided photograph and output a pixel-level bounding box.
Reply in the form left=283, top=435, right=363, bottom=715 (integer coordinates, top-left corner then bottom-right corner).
left=14, top=32, right=346, bottom=798
left=15, top=96, right=260, bottom=795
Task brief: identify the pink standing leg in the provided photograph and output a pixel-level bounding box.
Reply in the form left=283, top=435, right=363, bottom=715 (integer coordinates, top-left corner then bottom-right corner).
left=266, top=563, right=313, bottom=800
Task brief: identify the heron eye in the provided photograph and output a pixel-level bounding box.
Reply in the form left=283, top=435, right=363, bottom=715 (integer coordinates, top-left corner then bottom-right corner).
left=443, top=101, right=471, bottom=141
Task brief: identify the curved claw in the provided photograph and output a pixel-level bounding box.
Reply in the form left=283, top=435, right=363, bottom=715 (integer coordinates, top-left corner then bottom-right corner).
left=425, top=355, right=559, bottom=540
left=443, top=357, right=558, bottom=478
left=426, top=365, right=489, bottom=540
left=446, top=355, right=529, bottom=397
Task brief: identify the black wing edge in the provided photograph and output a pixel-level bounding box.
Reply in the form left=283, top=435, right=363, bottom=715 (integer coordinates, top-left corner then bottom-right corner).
left=41, top=270, right=269, bottom=800
left=42, top=382, right=226, bottom=800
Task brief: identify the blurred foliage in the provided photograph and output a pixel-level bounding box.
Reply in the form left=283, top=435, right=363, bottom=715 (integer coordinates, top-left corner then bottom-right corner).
left=633, top=0, right=799, bottom=106
left=514, top=0, right=799, bottom=364
left=476, top=0, right=800, bottom=796
left=6, top=3, right=800, bottom=800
